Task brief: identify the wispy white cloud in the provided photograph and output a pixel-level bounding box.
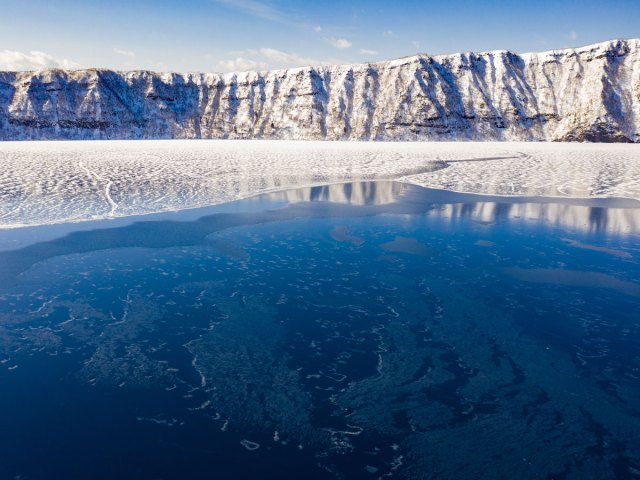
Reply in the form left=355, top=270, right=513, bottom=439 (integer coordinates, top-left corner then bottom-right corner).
left=568, top=31, right=577, bottom=41
left=218, top=47, right=336, bottom=72
left=152, top=61, right=170, bottom=72
left=382, top=30, right=394, bottom=38
left=219, top=57, right=268, bottom=72
left=113, top=48, right=136, bottom=59
left=211, top=0, right=328, bottom=34
left=0, top=50, right=78, bottom=71
left=359, top=48, right=378, bottom=55
left=212, top=0, right=283, bottom=22
left=258, top=48, right=323, bottom=66
left=227, top=48, right=259, bottom=56
left=330, top=38, right=352, bottom=49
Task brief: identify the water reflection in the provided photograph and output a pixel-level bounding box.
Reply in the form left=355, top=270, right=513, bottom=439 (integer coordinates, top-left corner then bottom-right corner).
left=1, top=181, right=638, bottom=286
left=267, top=181, right=408, bottom=205
left=429, top=201, right=640, bottom=234
left=1, top=180, right=639, bottom=480
left=268, top=181, right=640, bottom=235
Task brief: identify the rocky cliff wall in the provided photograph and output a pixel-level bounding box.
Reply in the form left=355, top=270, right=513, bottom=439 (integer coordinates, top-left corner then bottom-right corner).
left=1, top=39, right=639, bottom=142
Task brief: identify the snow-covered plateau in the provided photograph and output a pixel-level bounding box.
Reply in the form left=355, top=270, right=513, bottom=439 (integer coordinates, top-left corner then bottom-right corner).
left=1, top=39, right=639, bottom=142
left=1, top=140, right=639, bottom=230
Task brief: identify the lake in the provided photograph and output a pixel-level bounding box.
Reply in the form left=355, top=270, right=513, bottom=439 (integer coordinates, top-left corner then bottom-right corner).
left=0, top=181, right=639, bottom=479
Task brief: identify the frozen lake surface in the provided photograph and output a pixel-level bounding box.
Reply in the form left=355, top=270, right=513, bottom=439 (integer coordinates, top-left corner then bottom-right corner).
left=1, top=140, right=640, bottom=228
left=0, top=182, right=639, bottom=479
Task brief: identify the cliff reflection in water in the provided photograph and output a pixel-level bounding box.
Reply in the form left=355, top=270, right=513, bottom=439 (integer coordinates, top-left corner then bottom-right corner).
left=428, top=201, right=640, bottom=235
left=267, top=181, right=640, bottom=235
left=1, top=182, right=637, bottom=286
left=267, top=180, right=408, bottom=206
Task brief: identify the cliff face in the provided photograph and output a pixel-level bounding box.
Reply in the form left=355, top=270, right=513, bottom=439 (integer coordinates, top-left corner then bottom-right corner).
left=1, top=39, right=639, bottom=142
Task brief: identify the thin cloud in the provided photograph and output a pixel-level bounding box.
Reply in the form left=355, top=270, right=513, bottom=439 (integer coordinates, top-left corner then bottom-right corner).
left=212, top=0, right=283, bottom=22
left=228, top=48, right=259, bottom=56
left=259, top=47, right=322, bottom=66
left=313, top=26, right=322, bottom=32
left=219, top=57, right=268, bottom=72
left=0, top=50, right=78, bottom=71
left=382, top=30, right=394, bottom=37
left=359, top=48, right=378, bottom=55
left=211, top=0, right=316, bottom=31
left=330, top=38, right=352, bottom=49
left=218, top=47, right=338, bottom=73
left=113, top=48, right=136, bottom=59
left=568, top=31, right=577, bottom=41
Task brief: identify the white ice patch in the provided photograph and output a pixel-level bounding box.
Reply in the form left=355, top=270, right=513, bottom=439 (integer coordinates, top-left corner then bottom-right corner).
left=1, top=140, right=639, bottom=228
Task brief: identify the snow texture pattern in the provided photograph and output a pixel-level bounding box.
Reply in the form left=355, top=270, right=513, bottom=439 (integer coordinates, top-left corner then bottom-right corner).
left=1, top=40, right=639, bottom=142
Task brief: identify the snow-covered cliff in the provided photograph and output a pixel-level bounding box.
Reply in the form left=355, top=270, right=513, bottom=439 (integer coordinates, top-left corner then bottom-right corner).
left=1, top=39, right=639, bottom=142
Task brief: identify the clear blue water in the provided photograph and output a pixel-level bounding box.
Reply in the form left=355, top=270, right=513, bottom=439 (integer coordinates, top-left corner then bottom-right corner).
left=0, top=182, right=639, bottom=480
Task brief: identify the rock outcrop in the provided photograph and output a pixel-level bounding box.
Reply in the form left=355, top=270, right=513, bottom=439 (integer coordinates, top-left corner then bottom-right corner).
left=1, top=39, right=639, bottom=142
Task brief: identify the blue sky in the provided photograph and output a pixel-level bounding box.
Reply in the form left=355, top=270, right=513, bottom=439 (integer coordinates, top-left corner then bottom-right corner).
left=1, top=0, right=639, bottom=72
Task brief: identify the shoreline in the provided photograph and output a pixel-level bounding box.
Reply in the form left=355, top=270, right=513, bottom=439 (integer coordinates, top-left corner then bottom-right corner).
left=2, top=177, right=640, bottom=231
left=1, top=140, right=640, bottom=230
left=1, top=180, right=639, bottom=254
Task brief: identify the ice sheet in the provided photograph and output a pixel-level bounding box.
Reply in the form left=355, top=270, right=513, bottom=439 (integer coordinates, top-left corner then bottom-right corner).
left=1, top=140, right=639, bottom=228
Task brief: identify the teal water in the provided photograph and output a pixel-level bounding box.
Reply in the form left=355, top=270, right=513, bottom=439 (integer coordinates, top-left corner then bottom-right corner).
left=0, top=182, right=639, bottom=479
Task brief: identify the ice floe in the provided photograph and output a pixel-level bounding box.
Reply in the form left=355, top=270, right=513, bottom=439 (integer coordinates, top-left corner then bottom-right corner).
left=1, top=140, right=639, bottom=228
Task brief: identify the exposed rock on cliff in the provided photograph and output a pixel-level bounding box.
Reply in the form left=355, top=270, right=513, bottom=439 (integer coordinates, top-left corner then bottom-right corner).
left=1, top=39, right=639, bottom=142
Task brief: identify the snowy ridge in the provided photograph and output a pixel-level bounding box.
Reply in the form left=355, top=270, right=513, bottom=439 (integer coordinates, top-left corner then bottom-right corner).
left=1, top=39, right=639, bottom=142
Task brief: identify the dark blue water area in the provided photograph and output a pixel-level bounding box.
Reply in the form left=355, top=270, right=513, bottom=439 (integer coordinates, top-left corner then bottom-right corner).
left=0, top=181, right=639, bottom=480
